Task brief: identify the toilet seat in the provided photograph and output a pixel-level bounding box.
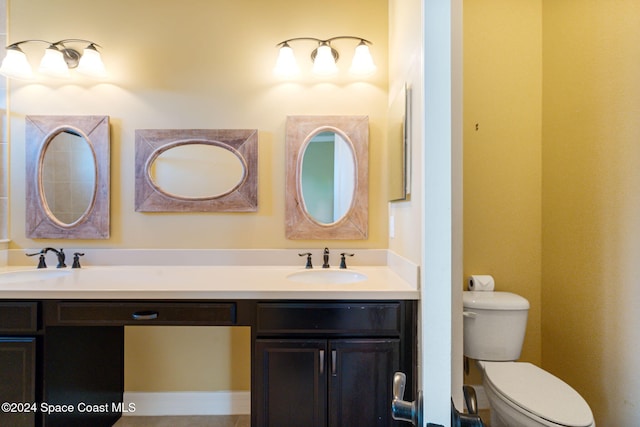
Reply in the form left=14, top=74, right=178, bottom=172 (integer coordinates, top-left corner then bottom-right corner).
left=481, top=362, right=594, bottom=427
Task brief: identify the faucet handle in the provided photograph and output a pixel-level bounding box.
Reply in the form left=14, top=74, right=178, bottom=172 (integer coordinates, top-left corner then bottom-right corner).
left=26, top=251, right=47, bottom=269
left=339, top=253, right=354, bottom=269
left=72, top=253, right=85, bottom=269
left=298, top=252, right=313, bottom=269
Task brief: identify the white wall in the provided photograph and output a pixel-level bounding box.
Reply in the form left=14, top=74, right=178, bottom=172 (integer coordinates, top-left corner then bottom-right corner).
left=390, top=1, right=464, bottom=424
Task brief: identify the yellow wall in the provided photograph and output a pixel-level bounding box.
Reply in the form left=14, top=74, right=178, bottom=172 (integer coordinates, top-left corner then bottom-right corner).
left=465, top=0, right=640, bottom=424
left=463, top=0, right=543, bottom=384
left=542, top=1, right=640, bottom=424
left=7, top=0, right=389, bottom=392
left=125, top=327, right=251, bottom=391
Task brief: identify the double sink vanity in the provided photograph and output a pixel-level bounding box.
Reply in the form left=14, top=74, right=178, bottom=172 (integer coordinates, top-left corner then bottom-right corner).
left=0, top=250, right=419, bottom=427
left=6, top=109, right=418, bottom=426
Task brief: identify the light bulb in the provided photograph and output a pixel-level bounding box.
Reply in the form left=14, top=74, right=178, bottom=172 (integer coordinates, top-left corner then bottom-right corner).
left=312, top=43, right=338, bottom=76
left=0, top=47, right=34, bottom=80
left=77, top=44, right=107, bottom=78
left=349, top=41, right=376, bottom=75
left=274, top=43, right=299, bottom=77
left=39, top=46, right=70, bottom=78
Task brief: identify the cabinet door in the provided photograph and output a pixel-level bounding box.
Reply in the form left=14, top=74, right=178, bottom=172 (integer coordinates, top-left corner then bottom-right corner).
left=255, top=339, right=327, bottom=427
left=328, top=339, right=400, bottom=427
left=0, top=337, right=36, bottom=427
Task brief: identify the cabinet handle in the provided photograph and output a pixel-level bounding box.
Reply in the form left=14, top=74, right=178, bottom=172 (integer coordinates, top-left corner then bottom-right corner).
left=319, top=350, right=325, bottom=375
left=132, top=311, right=159, bottom=320
left=331, top=350, right=337, bottom=376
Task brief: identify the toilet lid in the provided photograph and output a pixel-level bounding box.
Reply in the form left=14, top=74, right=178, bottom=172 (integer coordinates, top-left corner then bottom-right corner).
left=482, top=362, right=593, bottom=427
left=463, top=291, right=530, bottom=310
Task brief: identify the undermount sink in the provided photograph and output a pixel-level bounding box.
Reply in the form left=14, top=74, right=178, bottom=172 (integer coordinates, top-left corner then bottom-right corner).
left=286, top=269, right=367, bottom=284
left=0, top=269, right=72, bottom=284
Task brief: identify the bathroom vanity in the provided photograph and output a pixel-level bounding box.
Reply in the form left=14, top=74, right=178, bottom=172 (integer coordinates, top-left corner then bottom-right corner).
left=0, top=265, right=418, bottom=427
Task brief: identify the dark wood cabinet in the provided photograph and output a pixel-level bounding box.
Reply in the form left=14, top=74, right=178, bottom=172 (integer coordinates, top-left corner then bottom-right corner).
left=48, top=301, right=237, bottom=326
left=0, top=302, right=39, bottom=332
left=0, top=338, right=36, bottom=427
left=328, top=339, right=399, bottom=427
left=0, top=302, right=39, bottom=427
left=255, top=339, right=327, bottom=427
left=255, top=338, right=399, bottom=427
left=0, top=299, right=414, bottom=427
left=254, top=302, right=411, bottom=427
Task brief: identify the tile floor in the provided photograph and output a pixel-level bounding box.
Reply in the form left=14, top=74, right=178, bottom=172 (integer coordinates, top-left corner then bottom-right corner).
left=113, top=412, right=487, bottom=427
left=112, top=415, right=250, bottom=427
left=113, top=409, right=484, bottom=427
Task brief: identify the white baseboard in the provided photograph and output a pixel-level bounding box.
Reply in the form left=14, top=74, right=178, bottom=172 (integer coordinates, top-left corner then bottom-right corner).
left=122, top=391, right=250, bottom=416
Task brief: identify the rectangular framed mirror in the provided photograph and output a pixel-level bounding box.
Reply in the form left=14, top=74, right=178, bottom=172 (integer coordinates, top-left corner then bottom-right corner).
left=25, top=115, right=110, bottom=239
left=285, top=115, right=369, bottom=240
left=135, top=129, right=258, bottom=212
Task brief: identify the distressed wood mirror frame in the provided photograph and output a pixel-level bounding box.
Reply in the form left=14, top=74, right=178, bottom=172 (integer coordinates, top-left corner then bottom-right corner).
left=26, top=115, right=110, bottom=239
left=135, top=129, right=258, bottom=212
left=285, top=115, right=368, bottom=240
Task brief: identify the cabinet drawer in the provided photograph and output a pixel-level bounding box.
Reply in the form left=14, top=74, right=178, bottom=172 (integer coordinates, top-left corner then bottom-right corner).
left=50, top=301, right=236, bottom=326
left=257, top=302, right=401, bottom=336
left=0, top=302, right=39, bottom=332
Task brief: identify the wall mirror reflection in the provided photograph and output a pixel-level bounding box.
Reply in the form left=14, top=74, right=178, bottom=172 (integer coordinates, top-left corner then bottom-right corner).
left=42, top=130, right=96, bottom=224
left=135, top=129, right=258, bottom=212
left=26, top=115, right=110, bottom=239
left=286, top=115, right=368, bottom=240
left=301, top=131, right=355, bottom=224
left=149, top=143, right=246, bottom=199
left=388, top=83, right=411, bottom=201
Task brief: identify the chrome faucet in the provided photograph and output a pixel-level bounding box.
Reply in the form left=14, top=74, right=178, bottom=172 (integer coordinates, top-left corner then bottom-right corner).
left=26, top=247, right=66, bottom=269
left=322, top=247, right=330, bottom=268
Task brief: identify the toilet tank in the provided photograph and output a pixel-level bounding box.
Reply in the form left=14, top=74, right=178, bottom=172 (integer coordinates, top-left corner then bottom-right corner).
left=463, top=291, right=530, bottom=361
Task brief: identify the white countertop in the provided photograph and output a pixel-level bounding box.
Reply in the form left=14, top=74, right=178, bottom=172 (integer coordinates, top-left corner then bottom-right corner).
left=0, top=265, right=419, bottom=300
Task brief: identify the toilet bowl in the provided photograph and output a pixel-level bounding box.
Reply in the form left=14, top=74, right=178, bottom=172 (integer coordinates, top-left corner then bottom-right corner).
left=463, top=291, right=595, bottom=427
left=479, top=361, right=594, bottom=427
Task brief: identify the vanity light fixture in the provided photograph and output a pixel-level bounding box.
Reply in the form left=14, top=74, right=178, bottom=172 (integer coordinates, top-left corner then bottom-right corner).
left=0, top=39, right=107, bottom=80
left=274, top=36, right=376, bottom=78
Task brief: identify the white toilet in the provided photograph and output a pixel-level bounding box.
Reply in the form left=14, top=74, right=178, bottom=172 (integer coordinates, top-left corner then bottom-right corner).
left=463, top=291, right=595, bottom=427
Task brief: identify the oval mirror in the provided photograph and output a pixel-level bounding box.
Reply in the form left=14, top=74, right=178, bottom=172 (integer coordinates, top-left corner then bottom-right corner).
left=300, top=130, right=355, bottom=224
left=148, top=142, right=246, bottom=199
left=40, top=129, right=96, bottom=226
